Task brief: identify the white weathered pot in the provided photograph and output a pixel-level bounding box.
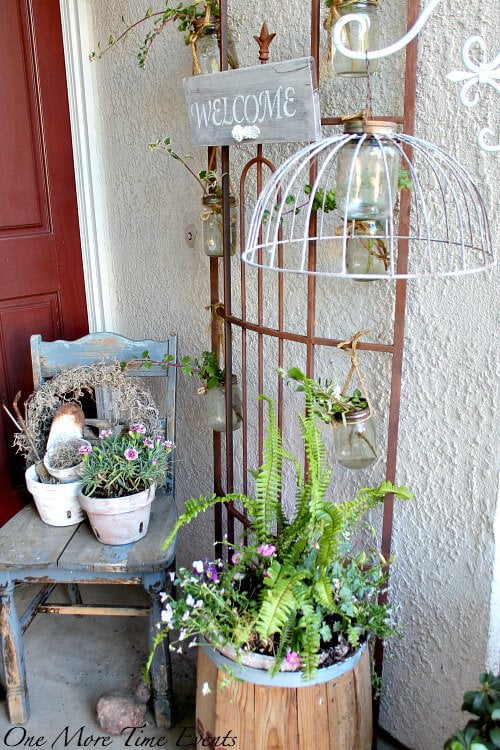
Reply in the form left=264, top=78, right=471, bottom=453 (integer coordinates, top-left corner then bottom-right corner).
left=79, top=484, right=155, bottom=545
left=43, top=439, right=91, bottom=483
left=25, top=464, right=85, bottom=526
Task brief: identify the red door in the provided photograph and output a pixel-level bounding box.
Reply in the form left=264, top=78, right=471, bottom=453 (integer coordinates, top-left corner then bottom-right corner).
left=0, top=0, right=89, bottom=524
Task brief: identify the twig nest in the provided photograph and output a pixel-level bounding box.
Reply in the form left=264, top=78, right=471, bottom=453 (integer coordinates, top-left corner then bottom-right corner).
left=96, top=690, right=147, bottom=735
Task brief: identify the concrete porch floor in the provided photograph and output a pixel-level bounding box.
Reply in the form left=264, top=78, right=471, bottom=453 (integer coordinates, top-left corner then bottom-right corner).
left=0, top=584, right=400, bottom=749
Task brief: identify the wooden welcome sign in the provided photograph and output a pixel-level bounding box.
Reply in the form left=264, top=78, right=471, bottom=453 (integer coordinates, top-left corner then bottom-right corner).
left=184, top=57, right=322, bottom=147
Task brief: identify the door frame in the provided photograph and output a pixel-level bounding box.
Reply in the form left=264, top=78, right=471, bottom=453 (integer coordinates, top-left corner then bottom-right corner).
left=58, top=0, right=113, bottom=333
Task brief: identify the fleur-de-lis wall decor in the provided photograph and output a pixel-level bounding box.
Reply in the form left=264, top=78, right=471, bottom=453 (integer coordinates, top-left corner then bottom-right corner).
left=447, top=35, right=500, bottom=153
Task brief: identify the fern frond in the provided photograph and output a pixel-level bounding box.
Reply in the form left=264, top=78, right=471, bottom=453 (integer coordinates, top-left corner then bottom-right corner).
left=161, top=493, right=252, bottom=549
left=253, top=396, right=283, bottom=543
left=256, top=561, right=304, bottom=639
left=316, top=502, right=343, bottom=567
left=314, top=572, right=335, bottom=611
left=296, top=602, right=321, bottom=679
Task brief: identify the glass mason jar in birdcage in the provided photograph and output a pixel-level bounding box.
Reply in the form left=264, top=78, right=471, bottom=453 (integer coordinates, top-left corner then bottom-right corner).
left=345, top=219, right=389, bottom=278
left=333, top=408, right=377, bottom=469
left=201, top=195, right=237, bottom=257
left=331, top=0, right=379, bottom=78
left=336, top=120, right=400, bottom=220
left=204, top=376, right=243, bottom=432
left=195, top=21, right=221, bottom=75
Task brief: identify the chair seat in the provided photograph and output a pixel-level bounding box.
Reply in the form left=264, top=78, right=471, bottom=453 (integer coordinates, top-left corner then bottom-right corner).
left=0, top=491, right=177, bottom=574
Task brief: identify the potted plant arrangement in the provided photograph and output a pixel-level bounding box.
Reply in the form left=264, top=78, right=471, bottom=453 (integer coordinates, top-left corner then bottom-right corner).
left=181, top=351, right=243, bottom=432
left=148, top=137, right=237, bottom=258
left=284, top=367, right=377, bottom=469
left=444, top=672, right=500, bottom=750
left=79, top=425, right=174, bottom=545
left=149, top=383, right=411, bottom=749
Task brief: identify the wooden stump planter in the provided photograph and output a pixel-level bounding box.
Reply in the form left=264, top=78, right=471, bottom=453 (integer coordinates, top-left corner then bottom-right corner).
left=196, top=642, right=372, bottom=750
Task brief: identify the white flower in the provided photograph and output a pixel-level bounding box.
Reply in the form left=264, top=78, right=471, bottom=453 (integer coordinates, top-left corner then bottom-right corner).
left=179, top=628, right=188, bottom=641
left=234, top=573, right=245, bottom=581
left=201, top=682, right=212, bottom=696
left=169, top=571, right=176, bottom=582
left=159, top=592, right=168, bottom=603
left=182, top=611, right=190, bottom=622
left=194, top=599, right=203, bottom=609
left=177, top=647, right=183, bottom=654
left=333, top=385, right=342, bottom=399
left=186, top=594, right=195, bottom=607
left=188, top=640, right=198, bottom=648
left=161, top=604, right=173, bottom=624
left=193, top=560, right=204, bottom=574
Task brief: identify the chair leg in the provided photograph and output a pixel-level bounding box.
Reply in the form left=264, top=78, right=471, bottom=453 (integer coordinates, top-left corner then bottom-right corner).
left=0, top=575, right=30, bottom=724
left=143, top=571, right=175, bottom=729
left=66, top=584, right=83, bottom=605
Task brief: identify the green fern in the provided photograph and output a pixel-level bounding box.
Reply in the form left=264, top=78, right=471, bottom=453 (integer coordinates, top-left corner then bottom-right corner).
left=252, top=395, right=283, bottom=543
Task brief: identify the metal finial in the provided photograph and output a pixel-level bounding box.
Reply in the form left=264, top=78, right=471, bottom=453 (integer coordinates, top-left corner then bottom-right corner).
left=254, top=22, right=276, bottom=63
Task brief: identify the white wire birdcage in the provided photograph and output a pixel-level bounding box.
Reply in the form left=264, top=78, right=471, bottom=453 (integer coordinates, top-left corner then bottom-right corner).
left=242, top=119, right=496, bottom=280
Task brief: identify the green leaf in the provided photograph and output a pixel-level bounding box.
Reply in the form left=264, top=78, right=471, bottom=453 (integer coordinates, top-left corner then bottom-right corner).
left=287, top=367, right=305, bottom=381
left=490, top=728, right=500, bottom=748
left=141, top=350, right=149, bottom=358
left=207, top=375, right=219, bottom=389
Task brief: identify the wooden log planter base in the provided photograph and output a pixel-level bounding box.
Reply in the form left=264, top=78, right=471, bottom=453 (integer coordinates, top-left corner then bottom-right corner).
left=196, top=642, right=372, bottom=750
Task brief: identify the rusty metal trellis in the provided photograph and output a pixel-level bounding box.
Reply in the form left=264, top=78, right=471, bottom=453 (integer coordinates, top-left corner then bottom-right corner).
left=210, top=0, right=420, bottom=723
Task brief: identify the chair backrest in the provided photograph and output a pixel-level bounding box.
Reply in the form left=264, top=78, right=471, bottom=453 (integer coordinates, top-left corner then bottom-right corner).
left=30, top=332, right=177, bottom=495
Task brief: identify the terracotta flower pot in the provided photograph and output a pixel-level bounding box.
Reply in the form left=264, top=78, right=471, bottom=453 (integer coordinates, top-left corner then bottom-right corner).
left=79, top=484, right=155, bottom=545
left=25, top=464, right=85, bottom=526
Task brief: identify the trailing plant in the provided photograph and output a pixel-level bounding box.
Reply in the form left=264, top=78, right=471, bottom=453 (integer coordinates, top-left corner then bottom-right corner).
left=444, top=673, right=500, bottom=750
left=262, top=166, right=412, bottom=225
left=80, top=425, right=174, bottom=498
left=90, top=2, right=220, bottom=69
left=282, top=367, right=368, bottom=426
left=148, top=137, right=221, bottom=196
left=181, top=351, right=226, bottom=389
left=148, top=383, right=412, bottom=681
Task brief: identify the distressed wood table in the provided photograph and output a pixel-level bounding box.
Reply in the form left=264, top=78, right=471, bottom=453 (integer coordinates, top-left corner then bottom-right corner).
left=0, top=490, right=177, bottom=727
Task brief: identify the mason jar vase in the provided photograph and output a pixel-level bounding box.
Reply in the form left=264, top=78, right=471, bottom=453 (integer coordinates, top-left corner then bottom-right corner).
left=331, top=0, right=379, bottom=78
left=333, top=408, right=377, bottom=469
left=201, top=196, right=237, bottom=257
left=336, top=120, right=400, bottom=220
left=204, top=377, right=243, bottom=432
left=345, top=220, right=389, bottom=278
left=195, top=23, right=220, bottom=75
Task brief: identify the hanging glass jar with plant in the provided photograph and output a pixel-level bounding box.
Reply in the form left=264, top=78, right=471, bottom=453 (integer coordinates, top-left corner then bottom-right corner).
left=201, top=195, right=237, bottom=257
left=182, top=351, right=243, bottom=432
left=336, top=119, right=401, bottom=220
left=324, top=0, right=379, bottom=78
left=148, top=137, right=238, bottom=258
left=283, top=330, right=377, bottom=470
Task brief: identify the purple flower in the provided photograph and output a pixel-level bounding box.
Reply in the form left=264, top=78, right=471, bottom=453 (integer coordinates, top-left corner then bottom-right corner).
left=231, top=553, right=242, bottom=565
left=154, top=435, right=164, bottom=442
left=162, top=440, right=175, bottom=449
left=285, top=651, right=301, bottom=669
left=98, top=429, right=113, bottom=439
left=124, top=447, right=139, bottom=461
left=78, top=443, right=92, bottom=455
left=257, top=544, right=276, bottom=557
left=129, top=423, right=146, bottom=435
left=206, top=565, right=219, bottom=583
left=192, top=560, right=204, bottom=574
left=143, top=438, right=154, bottom=448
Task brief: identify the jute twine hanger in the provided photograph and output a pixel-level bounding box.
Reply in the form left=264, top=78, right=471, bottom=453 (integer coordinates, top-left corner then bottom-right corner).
left=324, top=0, right=361, bottom=63
left=189, top=4, right=213, bottom=75
left=336, top=329, right=375, bottom=420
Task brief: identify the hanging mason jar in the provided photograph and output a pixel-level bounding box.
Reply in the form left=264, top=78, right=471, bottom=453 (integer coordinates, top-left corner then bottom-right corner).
left=201, top=195, right=237, bottom=257
left=195, top=21, right=220, bottom=75
left=331, top=0, right=379, bottom=78
left=333, top=408, right=377, bottom=469
left=204, top=376, right=243, bottom=432
left=345, top=219, right=389, bottom=278
left=336, top=120, right=400, bottom=220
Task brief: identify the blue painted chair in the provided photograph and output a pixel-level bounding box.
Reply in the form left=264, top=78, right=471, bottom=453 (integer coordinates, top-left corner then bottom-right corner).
left=0, top=333, right=177, bottom=727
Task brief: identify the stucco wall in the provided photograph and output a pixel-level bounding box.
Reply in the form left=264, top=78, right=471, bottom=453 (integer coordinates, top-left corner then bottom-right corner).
left=86, top=1, right=499, bottom=747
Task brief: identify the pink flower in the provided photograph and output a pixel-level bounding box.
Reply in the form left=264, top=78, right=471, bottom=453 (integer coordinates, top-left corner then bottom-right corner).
left=98, top=429, right=113, bottom=439
left=231, top=553, right=241, bottom=565
left=285, top=651, right=302, bottom=669
left=257, top=544, right=276, bottom=557
left=143, top=438, right=154, bottom=448
left=154, top=435, right=164, bottom=442
left=124, top=447, right=139, bottom=461
left=129, top=423, right=146, bottom=435
left=151, top=459, right=157, bottom=465
left=78, top=444, right=92, bottom=455
left=162, top=440, right=175, bottom=449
